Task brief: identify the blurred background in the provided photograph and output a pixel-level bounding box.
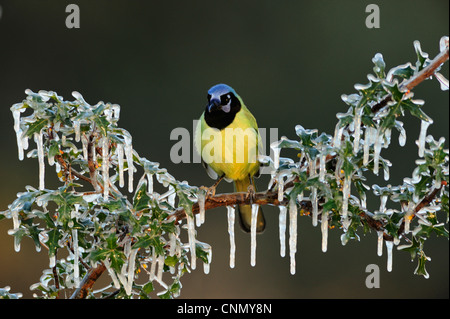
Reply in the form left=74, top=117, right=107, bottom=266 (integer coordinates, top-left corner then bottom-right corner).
left=0, top=0, right=448, bottom=298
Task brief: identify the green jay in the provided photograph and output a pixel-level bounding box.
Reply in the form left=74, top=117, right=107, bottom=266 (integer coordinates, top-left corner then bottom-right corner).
left=195, top=84, right=265, bottom=233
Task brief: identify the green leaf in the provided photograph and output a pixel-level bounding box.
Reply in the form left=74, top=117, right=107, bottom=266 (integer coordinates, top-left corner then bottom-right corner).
left=165, top=255, right=178, bottom=267
left=133, top=182, right=151, bottom=211
left=25, top=118, right=47, bottom=137
left=46, top=229, right=62, bottom=258
left=142, top=282, right=154, bottom=294
left=93, top=116, right=109, bottom=136
left=402, top=100, right=432, bottom=122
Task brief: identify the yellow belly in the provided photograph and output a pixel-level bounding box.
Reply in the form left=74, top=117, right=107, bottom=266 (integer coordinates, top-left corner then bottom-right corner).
left=198, top=116, right=261, bottom=181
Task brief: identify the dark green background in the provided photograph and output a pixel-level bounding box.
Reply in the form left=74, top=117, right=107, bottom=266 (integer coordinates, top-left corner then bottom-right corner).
left=0, top=0, right=448, bottom=298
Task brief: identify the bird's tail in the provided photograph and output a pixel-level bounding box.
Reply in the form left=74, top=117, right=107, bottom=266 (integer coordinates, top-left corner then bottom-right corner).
left=234, top=177, right=265, bottom=233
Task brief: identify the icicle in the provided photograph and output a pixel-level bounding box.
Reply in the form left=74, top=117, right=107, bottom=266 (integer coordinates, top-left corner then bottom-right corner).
left=186, top=212, right=196, bottom=270
left=73, top=120, right=81, bottom=142
left=333, top=123, right=344, bottom=148
left=363, top=127, right=376, bottom=166
left=383, top=128, right=392, bottom=149
left=353, top=107, right=362, bottom=153
left=149, top=249, right=157, bottom=281
left=34, top=131, right=45, bottom=190
left=227, top=206, right=236, bottom=268
left=102, top=137, right=109, bottom=200
left=72, top=229, right=80, bottom=288
left=272, top=145, right=280, bottom=170
left=383, top=163, right=390, bottom=181
left=319, top=149, right=326, bottom=182
left=125, top=248, right=138, bottom=295
left=9, top=208, right=21, bottom=252
left=156, top=254, right=165, bottom=283
left=250, top=204, right=259, bottom=267
left=398, top=123, right=407, bottom=147
left=147, top=173, right=153, bottom=194
left=200, top=243, right=212, bottom=274
left=321, top=211, right=328, bottom=252
left=377, top=231, right=384, bottom=256
left=82, top=134, right=89, bottom=161
left=288, top=197, right=298, bottom=275
left=417, top=120, right=432, bottom=157
left=277, top=174, right=284, bottom=202
left=278, top=205, right=287, bottom=257
left=116, top=143, right=124, bottom=188
left=379, top=195, right=388, bottom=213
left=311, top=187, right=318, bottom=227
left=168, top=185, right=176, bottom=207
left=342, top=175, right=351, bottom=224
left=373, top=128, right=382, bottom=175
left=196, top=191, right=206, bottom=227
left=103, top=259, right=120, bottom=289
left=385, top=240, right=394, bottom=272
left=13, top=108, right=25, bottom=161
left=124, top=135, right=134, bottom=192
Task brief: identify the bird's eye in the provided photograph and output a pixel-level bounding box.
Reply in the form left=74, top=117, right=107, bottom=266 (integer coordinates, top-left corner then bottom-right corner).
left=207, top=94, right=211, bottom=102
left=221, top=94, right=231, bottom=105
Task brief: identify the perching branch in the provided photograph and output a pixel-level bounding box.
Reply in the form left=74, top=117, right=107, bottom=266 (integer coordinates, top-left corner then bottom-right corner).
left=172, top=41, right=449, bottom=239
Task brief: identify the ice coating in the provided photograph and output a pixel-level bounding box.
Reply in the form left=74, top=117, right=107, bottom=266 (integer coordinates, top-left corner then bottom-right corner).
left=227, top=206, right=236, bottom=268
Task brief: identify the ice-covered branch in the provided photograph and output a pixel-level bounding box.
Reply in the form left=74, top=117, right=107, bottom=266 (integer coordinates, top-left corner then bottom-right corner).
left=371, top=37, right=449, bottom=114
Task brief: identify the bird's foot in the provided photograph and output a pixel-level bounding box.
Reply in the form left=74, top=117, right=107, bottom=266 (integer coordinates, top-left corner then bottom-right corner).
left=201, top=185, right=216, bottom=199
left=246, top=184, right=256, bottom=204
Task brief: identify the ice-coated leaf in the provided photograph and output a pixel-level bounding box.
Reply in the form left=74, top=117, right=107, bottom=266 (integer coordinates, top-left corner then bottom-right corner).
left=133, top=181, right=151, bottom=211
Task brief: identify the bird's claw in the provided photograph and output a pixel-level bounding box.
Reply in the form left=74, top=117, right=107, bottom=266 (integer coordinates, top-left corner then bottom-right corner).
left=246, top=184, right=256, bottom=204
left=201, top=185, right=216, bottom=198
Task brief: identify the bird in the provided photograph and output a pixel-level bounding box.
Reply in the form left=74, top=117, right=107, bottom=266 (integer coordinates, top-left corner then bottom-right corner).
left=195, top=84, right=265, bottom=233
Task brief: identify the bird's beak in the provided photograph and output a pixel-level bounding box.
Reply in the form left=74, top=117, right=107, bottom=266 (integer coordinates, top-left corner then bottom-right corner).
left=208, top=98, right=221, bottom=112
